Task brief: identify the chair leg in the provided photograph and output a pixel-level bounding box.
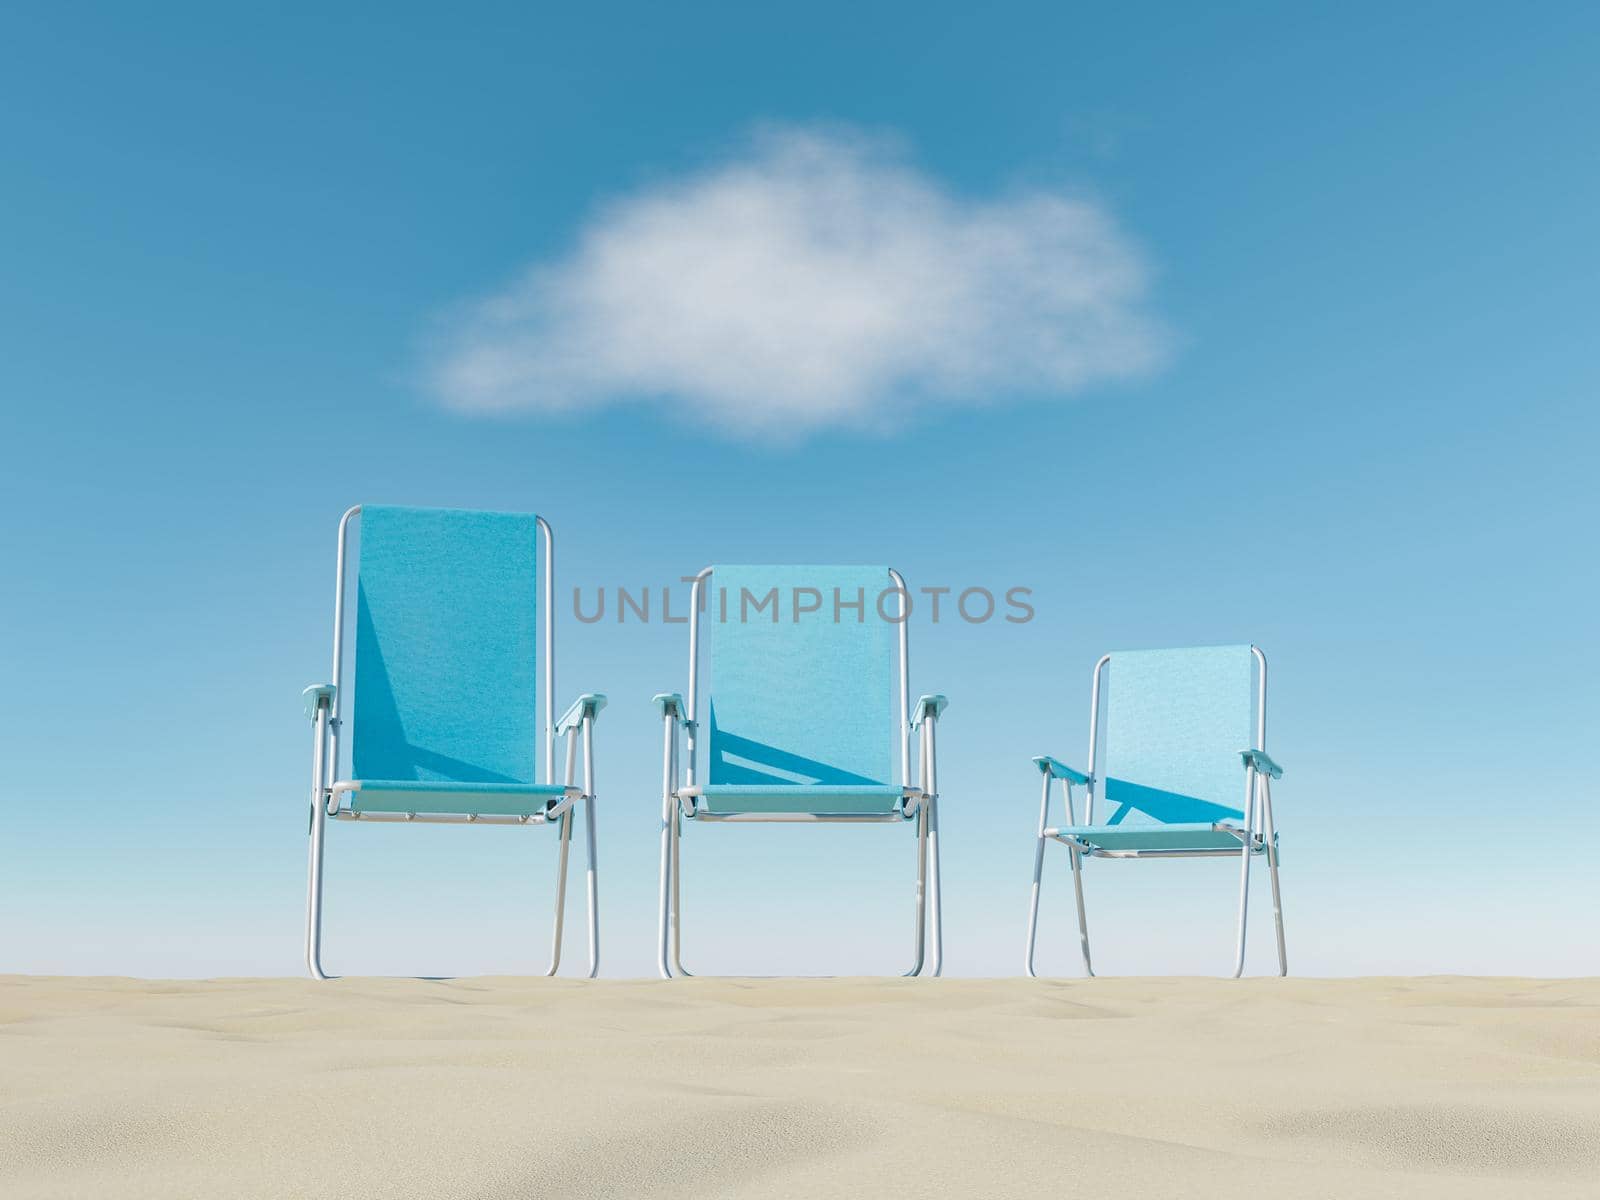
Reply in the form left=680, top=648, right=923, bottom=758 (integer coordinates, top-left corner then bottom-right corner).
left=1023, top=772, right=1051, bottom=977
left=304, top=717, right=331, bottom=981
left=927, top=797, right=943, bottom=978
left=670, top=808, right=692, bottom=977
left=304, top=810, right=330, bottom=981
left=1266, top=842, right=1286, bottom=977
left=544, top=808, right=573, bottom=977
left=1068, top=845, right=1094, bottom=977
left=583, top=796, right=599, bottom=979
left=656, top=798, right=675, bottom=980
left=1231, top=836, right=1252, bottom=978
left=902, top=802, right=929, bottom=976
left=579, top=721, right=600, bottom=979
left=1261, top=777, right=1286, bottom=975
left=1024, top=838, right=1047, bottom=978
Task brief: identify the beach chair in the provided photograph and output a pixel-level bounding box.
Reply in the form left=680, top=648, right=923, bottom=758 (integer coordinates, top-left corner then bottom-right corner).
left=1023, top=644, right=1286, bottom=978
left=653, top=565, right=946, bottom=977
left=301, top=505, right=605, bottom=979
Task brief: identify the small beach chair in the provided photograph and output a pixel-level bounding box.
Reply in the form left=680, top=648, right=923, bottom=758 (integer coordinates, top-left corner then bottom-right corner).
left=1023, top=644, right=1286, bottom=977
left=301, top=505, right=605, bottom=979
left=653, top=565, right=946, bottom=977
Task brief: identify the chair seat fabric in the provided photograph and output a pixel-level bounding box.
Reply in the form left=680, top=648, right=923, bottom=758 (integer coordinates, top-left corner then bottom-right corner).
left=1059, top=823, right=1256, bottom=852
left=696, top=784, right=906, bottom=816
left=345, top=780, right=567, bottom=817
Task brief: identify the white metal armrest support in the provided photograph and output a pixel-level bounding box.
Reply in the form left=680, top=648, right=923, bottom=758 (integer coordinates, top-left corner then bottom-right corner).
left=545, top=693, right=605, bottom=977
left=1024, top=746, right=1096, bottom=977
left=909, top=694, right=946, bottom=801
left=303, top=684, right=338, bottom=820
left=652, top=692, right=695, bottom=815
left=554, top=692, right=607, bottom=809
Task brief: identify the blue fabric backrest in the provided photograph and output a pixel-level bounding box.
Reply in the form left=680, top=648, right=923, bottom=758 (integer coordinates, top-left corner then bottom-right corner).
left=1102, top=645, right=1255, bottom=824
left=352, top=506, right=540, bottom=784
left=706, top=565, right=897, bottom=787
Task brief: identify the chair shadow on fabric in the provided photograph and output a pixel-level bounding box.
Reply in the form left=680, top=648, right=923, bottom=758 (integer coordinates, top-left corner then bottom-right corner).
left=1101, top=778, right=1243, bottom=826
left=707, top=703, right=886, bottom=787
left=354, top=586, right=522, bottom=786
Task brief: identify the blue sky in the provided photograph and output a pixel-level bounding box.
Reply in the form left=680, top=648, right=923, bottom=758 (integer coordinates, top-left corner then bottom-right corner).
left=2, top=3, right=1596, bottom=977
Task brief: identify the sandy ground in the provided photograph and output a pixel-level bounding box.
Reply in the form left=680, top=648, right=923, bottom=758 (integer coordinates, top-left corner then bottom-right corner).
left=2, top=976, right=1597, bottom=1198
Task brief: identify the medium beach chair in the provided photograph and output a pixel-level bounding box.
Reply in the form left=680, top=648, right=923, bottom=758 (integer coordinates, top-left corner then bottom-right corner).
left=653, top=565, right=946, bottom=977
left=301, top=505, right=605, bottom=979
left=1023, top=644, right=1286, bottom=977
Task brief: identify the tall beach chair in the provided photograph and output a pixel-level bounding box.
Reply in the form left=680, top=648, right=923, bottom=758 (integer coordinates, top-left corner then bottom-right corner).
left=1023, top=644, right=1286, bottom=977
left=301, top=505, right=605, bottom=979
left=653, top=565, right=947, bottom=977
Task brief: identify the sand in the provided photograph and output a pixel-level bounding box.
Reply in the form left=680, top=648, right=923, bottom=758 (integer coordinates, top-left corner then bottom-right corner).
left=2, top=976, right=1597, bottom=1198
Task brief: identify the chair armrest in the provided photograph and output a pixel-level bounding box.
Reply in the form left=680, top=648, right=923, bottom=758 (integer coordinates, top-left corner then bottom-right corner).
left=1032, top=755, right=1090, bottom=785
left=302, top=683, right=336, bottom=720
left=556, top=693, right=608, bottom=734
left=1241, top=749, right=1283, bottom=779
left=653, top=692, right=698, bottom=730
left=910, top=694, right=948, bottom=728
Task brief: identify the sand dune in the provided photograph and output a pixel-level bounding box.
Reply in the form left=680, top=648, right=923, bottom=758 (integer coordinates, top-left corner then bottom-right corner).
left=2, top=976, right=1597, bottom=1198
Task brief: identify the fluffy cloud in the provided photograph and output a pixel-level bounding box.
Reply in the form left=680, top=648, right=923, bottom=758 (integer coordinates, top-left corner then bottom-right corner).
left=427, top=127, right=1167, bottom=438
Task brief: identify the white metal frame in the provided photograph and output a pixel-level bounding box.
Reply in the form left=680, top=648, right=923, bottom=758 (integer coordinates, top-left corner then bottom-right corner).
left=302, top=505, right=601, bottom=980
left=1023, top=645, right=1286, bottom=978
left=655, top=567, right=943, bottom=978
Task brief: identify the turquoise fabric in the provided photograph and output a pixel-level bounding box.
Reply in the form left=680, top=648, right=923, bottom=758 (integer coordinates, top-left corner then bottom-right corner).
left=705, top=566, right=897, bottom=793
left=1058, top=823, right=1255, bottom=853
left=352, top=506, right=541, bottom=787
left=1102, top=645, right=1254, bottom=825
left=696, top=784, right=905, bottom=815
left=349, top=780, right=565, bottom=817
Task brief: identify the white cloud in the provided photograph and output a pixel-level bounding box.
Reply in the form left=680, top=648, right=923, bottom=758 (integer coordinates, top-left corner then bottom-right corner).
left=426, top=127, right=1167, bottom=438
